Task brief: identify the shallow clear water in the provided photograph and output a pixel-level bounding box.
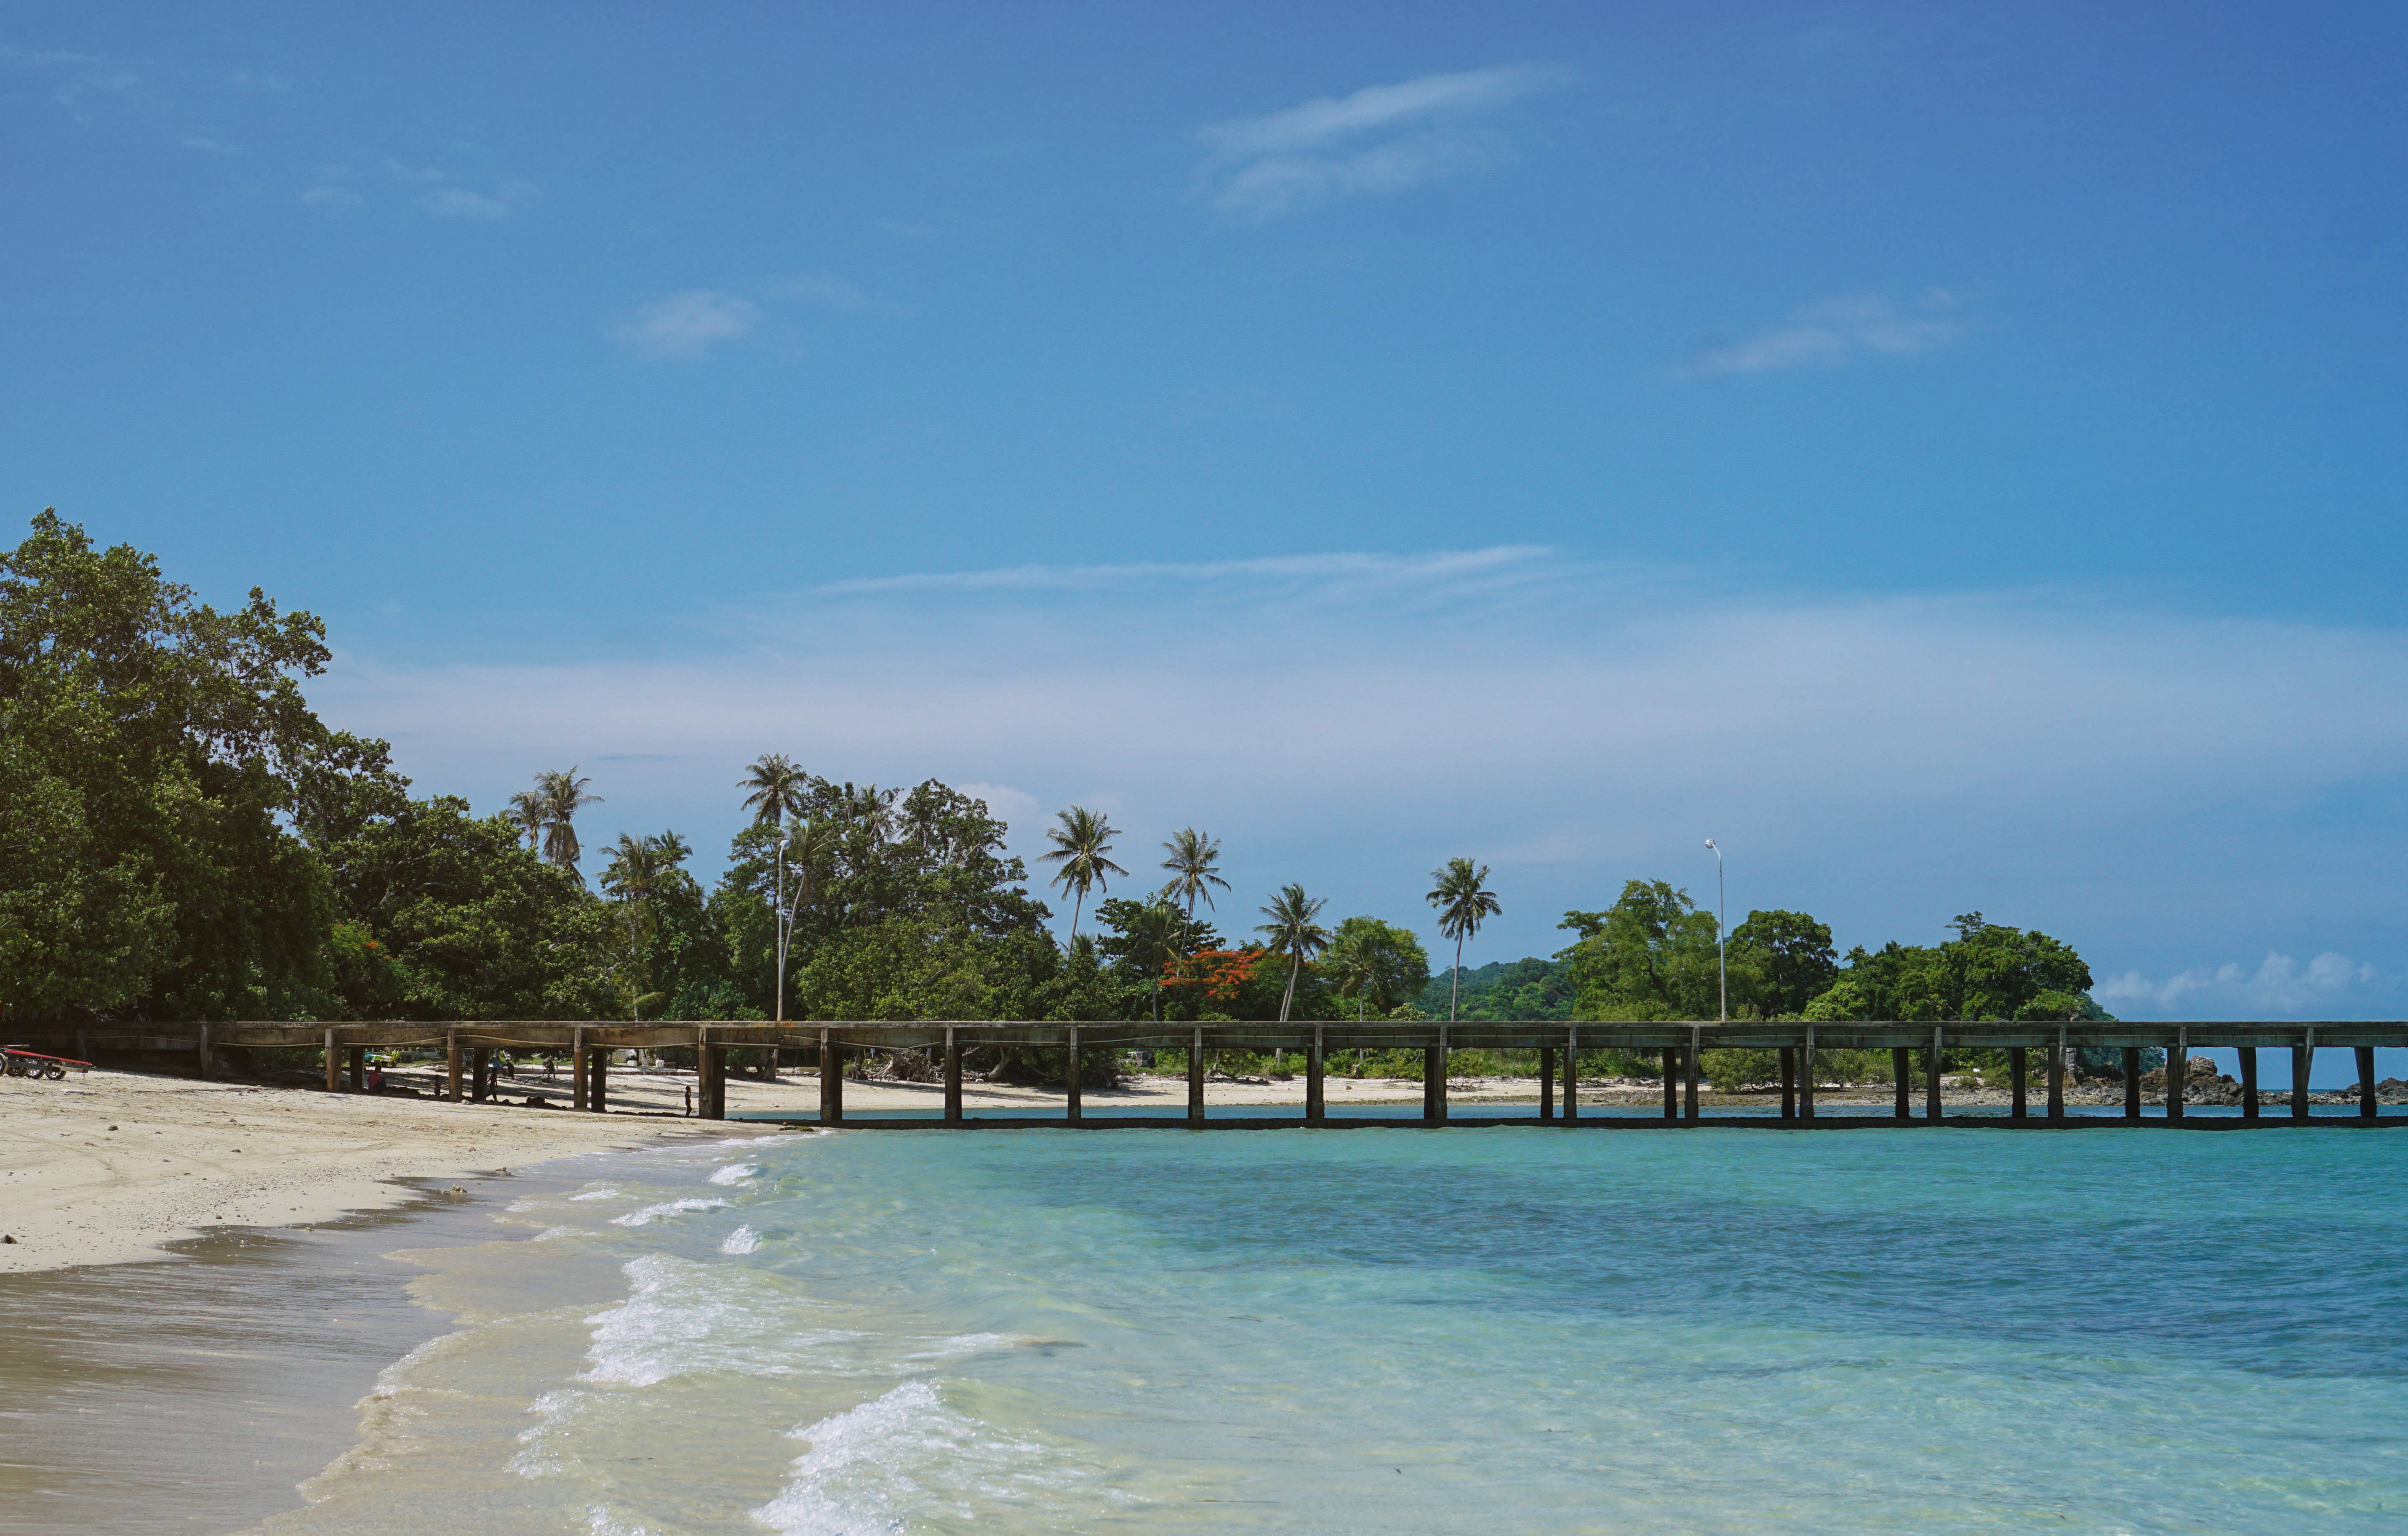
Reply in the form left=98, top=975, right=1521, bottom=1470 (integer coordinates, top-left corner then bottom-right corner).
left=257, top=1126, right=2408, bottom=1534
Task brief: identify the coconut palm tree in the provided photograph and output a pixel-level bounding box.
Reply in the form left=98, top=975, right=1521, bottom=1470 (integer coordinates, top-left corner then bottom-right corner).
left=1256, top=883, right=1330, bottom=1023
left=1426, top=857, right=1501, bottom=1023
left=506, top=789, right=547, bottom=851
left=739, top=755, right=814, bottom=1020
left=1157, top=827, right=1230, bottom=919
left=535, top=769, right=603, bottom=871
left=1039, top=806, right=1126, bottom=941
left=738, top=753, right=812, bottom=827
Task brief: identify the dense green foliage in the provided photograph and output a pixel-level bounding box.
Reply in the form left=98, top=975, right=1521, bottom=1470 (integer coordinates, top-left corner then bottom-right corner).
left=1417, top=956, right=1572, bottom=1021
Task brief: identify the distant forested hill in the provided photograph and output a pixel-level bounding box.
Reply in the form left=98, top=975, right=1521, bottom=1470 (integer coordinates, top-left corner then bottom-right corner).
left=1420, top=958, right=1575, bottom=1021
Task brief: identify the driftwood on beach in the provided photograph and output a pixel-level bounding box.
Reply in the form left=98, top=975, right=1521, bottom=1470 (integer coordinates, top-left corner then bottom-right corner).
left=10, top=1018, right=2403, bottom=1130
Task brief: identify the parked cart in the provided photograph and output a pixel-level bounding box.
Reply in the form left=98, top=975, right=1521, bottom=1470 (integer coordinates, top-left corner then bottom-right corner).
left=2, top=1046, right=88, bottom=1081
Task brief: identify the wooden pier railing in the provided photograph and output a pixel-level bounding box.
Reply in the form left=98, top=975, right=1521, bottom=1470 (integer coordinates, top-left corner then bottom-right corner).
left=7, top=1019, right=2403, bottom=1128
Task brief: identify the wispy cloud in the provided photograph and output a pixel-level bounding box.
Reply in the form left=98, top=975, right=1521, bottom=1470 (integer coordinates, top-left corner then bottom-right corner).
left=613, top=290, right=762, bottom=360
left=2096, top=952, right=2379, bottom=1018
left=1195, top=65, right=1568, bottom=220
left=816, top=545, right=1555, bottom=596
left=384, top=161, right=536, bottom=219
left=780, top=273, right=869, bottom=311
left=1683, top=290, right=1967, bottom=377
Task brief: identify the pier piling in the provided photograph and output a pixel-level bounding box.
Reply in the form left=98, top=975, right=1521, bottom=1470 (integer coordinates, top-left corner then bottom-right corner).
left=943, top=1027, right=962, bottom=1124
left=2010, top=1047, right=2027, bottom=1119
left=2122, top=1048, right=2142, bottom=1118
left=1538, top=1045, right=1555, bottom=1121
left=2241, top=1046, right=2258, bottom=1118
left=1892, top=1049, right=1911, bottom=1119
left=2359, top=1046, right=2378, bottom=1118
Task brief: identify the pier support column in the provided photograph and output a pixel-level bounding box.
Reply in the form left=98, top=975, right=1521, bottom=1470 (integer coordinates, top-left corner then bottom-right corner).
left=572, top=1029, right=587, bottom=1110
left=1066, top=1028, right=1081, bottom=1123
left=1927, top=1028, right=1944, bottom=1122
left=2122, top=1048, right=2142, bottom=1118
left=1538, top=1046, right=1555, bottom=1121
left=944, top=1027, right=963, bottom=1124
left=447, top=1031, right=462, bottom=1103
left=1425, top=1028, right=1449, bottom=1123
left=1684, top=1029, right=1701, bottom=1123
left=1189, top=1028, right=1206, bottom=1124
left=2241, top=1047, right=2259, bottom=1119
left=593, top=1045, right=610, bottom=1112
left=2359, top=1046, right=2378, bottom=1118
left=325, top=1028, right=341, bottom=1093
left=820, top=1030, right=843, bottom=1125
left=2009, top=1047, right=2027, bottom=1119
left=1892, top=1049, right=1912, bottom=1119
left=2292, top=1037, right=2313, bottom=1119
left=1662, top=1050, right=1678, bottom=1120
left=705, top=1038, right=728, bottom=1121
left=472, top=1047, right=492, bottom=1103
left=1307, top=1027, right=1326, bottom=1124
left=1779, top=1048, right=1796, bottom=1120
left=1564, top=1027, right=1580, bottom=1121
left=2047, top=1031, right=2066, bottom=1121
left=348, top=1046, right=365, bottom=1093
left=197, top=1024, right=213, bottom=1081
left=1800, top=1027, right=1816, bottom=1120
left=2166, top=1033, right=2187, bottom=1121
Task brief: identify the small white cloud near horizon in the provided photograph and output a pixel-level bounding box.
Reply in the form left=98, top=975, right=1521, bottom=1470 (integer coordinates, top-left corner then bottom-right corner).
left=1684, top=290, right=1966, bottom=377
left=2096, top=951, right=2379, bottom=1018
left=1196, top=64, right=1568, bottom=219
left=614, top=290, right=762, bottom=361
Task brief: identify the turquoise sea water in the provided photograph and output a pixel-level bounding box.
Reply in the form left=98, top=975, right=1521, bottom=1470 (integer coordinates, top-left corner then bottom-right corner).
left=257, top=1126, right=2408, bottom=1534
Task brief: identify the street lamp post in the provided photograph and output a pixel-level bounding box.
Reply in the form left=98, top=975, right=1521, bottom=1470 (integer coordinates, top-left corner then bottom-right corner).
left=1704, top=839, right=1726, bottom=1023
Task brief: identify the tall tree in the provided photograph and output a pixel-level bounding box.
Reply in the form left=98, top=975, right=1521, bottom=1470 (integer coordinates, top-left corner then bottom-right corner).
left=0, top=511, right=352, bottom=1017
left=1039, top=805, right=1125, bottom=940
left=738, top=753, right=816, bottom=1022
left=534, top=768, right=602, bottom=872
left=1557, top=880, right=1720, bottom=1021
left=1256, top=883, right=1331, bottom=1023
left=1426, top=857, right=1502, bottom=1023
left=1157, top=827, right=1230, bottom=919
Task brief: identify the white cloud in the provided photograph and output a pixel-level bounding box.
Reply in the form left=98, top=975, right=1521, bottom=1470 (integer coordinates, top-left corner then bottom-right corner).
left=2096, top=953, right=2379, bottom=1019
left=781, top=273, right=869, bottom=311
left=1195, top=65, right=1568, bottom=219
left=613, top=290, right=762, bottom=360
left=384, top=161, right=536, bottom=219
left=1684, top=291, right=1966, bottom=377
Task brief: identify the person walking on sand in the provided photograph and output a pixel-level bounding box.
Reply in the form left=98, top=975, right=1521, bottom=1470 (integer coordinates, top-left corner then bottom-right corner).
left=369, top=1063, right=384, bottom=1093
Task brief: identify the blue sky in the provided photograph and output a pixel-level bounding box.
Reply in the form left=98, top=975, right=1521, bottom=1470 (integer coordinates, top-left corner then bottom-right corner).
left=6, top=3, right=2406, bottom=1034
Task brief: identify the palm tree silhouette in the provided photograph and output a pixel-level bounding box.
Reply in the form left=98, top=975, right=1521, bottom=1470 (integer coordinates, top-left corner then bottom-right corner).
left=1256, top=883, right=1330, bottom=1023
left=506, top=789, right=547, bottom=851
left=1156, top=827, right=1230, bottom=920
left=1039, top=806, right=1126, bottom=941
left=773, top=818, right=836, bottom=1021
left=535, top=769, right=602, bottom=872
left=1426, top=857, right=1501, bottom=1023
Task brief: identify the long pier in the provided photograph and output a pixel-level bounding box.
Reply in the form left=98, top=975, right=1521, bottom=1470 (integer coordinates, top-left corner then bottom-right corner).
left=8, top=1018, right=2403, bottom=1127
